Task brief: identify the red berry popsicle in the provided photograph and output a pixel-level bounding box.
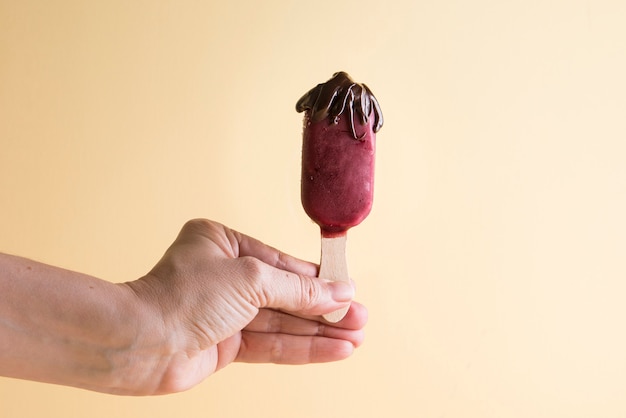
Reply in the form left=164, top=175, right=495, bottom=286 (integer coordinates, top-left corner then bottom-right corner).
left=296, top=71, right=383, bottom=322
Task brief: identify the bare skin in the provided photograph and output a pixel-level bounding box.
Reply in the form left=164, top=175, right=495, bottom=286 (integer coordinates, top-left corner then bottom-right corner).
left=0, top=219, right=367, bottom=395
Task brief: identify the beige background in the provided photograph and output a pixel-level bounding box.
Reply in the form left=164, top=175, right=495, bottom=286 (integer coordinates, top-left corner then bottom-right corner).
left=1, top=0, right=626, bottom=417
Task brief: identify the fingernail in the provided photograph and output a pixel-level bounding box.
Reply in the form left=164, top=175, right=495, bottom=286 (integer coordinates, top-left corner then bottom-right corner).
left=330, top=281, right=355, bottom=302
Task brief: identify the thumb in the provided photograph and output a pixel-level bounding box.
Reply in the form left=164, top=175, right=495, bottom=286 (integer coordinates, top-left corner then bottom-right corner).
left=252, top=263, right=354, bottom=315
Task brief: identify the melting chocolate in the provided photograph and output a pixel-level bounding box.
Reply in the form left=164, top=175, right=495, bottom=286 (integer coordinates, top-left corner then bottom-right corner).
left=296, top=71, right=384, bottom=139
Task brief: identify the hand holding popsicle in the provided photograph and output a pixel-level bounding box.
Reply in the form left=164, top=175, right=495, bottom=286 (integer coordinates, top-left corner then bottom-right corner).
left=296, top=72, right=383, bottom=322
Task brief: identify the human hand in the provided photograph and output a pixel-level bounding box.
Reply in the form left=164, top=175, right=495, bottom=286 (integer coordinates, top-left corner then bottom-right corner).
left=125, top=219, right=367, bottom=394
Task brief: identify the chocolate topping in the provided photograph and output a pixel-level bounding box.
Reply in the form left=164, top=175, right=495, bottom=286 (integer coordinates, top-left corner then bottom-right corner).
left=296, top=71, right=384, bottom=139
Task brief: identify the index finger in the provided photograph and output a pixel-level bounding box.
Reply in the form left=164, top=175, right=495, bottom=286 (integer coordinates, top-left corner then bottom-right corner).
left=233, top=230, right=319, bottom=277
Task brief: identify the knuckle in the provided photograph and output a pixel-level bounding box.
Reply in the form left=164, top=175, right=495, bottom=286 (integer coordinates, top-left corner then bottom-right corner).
left=239, top=256, right=266, bottom=280
left=269, top=335, right=283, bottom=363
left=266, top=311, right=284, bottom=333
left=182, top=218, right=220, bottom=235
left=298, top=275, right=322, bottom=309
left=237, top=256, right=270, bottom=305
left=275, top=250, right=289, bottom=270
left=182, top=218, right=210, bottom=230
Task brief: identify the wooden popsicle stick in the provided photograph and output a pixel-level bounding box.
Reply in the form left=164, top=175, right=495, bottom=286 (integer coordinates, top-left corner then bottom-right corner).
left=319, top=234, right=350, bottom=323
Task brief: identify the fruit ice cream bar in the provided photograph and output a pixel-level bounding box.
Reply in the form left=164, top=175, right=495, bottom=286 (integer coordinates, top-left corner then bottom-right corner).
left=297, top=71, right=383, bottom=237
left=296, top=71, right=383, bottom=322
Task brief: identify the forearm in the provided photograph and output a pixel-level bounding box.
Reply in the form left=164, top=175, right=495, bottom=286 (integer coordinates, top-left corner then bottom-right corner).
left=0, top=253, right=168, bottom=395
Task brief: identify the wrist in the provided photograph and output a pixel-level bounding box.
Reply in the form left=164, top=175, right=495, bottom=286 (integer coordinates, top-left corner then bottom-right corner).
left=106, top=281, right=179, bottom=395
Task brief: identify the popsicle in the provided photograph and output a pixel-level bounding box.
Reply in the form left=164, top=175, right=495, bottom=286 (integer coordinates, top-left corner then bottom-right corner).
left=296, top=71, right=383, bottom=322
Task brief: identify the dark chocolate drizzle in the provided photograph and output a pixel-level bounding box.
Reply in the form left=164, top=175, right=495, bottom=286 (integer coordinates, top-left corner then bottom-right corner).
left=296, top=71, right=383, bottom=139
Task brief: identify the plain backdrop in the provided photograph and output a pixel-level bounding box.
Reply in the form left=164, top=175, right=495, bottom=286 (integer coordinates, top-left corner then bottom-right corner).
left=1, top=1, right=626, bottom=417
